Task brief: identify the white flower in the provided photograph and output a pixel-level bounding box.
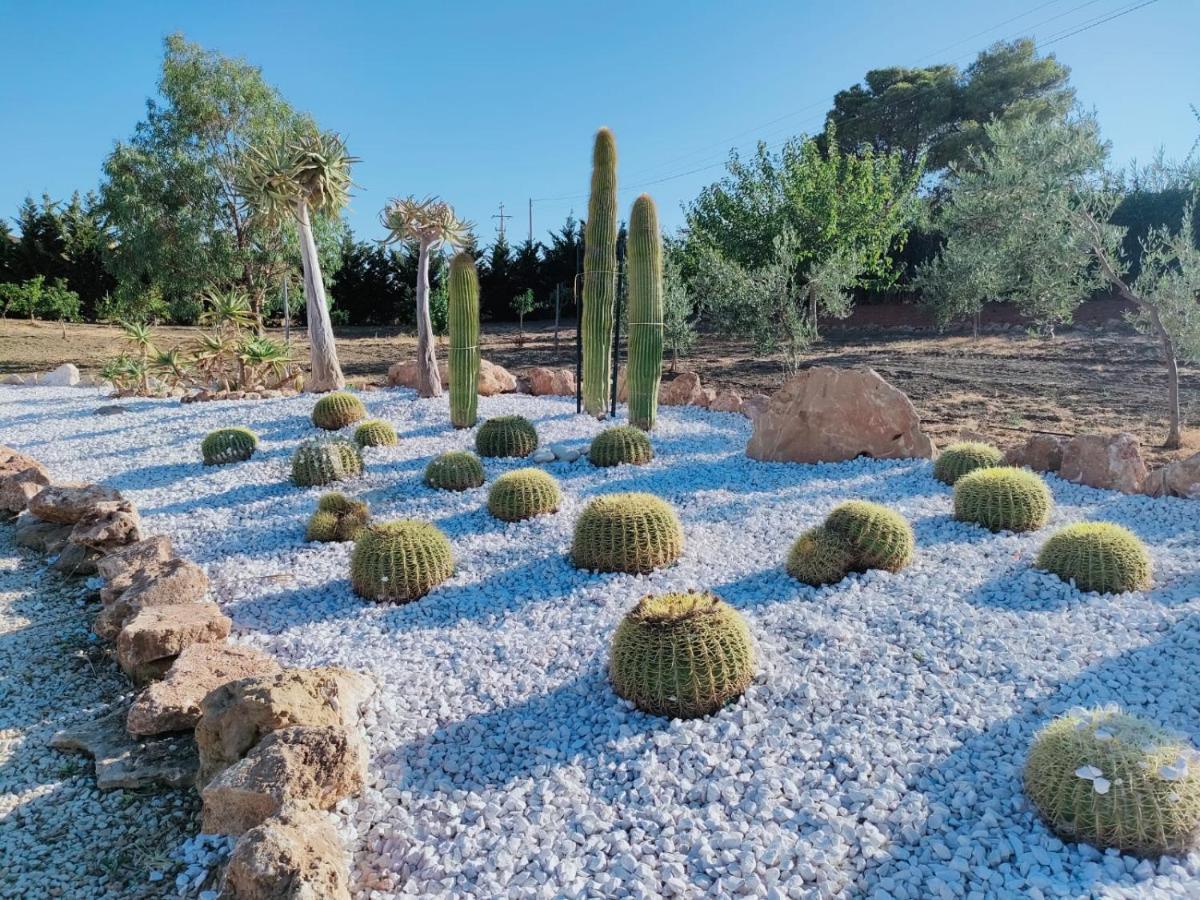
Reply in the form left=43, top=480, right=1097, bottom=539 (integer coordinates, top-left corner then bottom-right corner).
left=1093, top=778, right=1111, bottom=795
left=1075, top=765, right=1103, bottom=780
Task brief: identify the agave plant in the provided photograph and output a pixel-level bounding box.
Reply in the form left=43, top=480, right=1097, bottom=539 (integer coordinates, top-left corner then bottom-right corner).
left=198, top=287, right=256, bottom=335
left=237, top=335, right=295, bottom=390
left=191, top=331, right=237, bottom=392
left=380, top=196, right=473, bottom=398
left=118, top=321, right=156, bottom=394
left=152, top=347, right=192, bottom=389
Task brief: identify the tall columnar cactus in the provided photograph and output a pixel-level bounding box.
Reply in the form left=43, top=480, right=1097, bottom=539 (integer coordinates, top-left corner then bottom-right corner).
left=581, top=127, right=618, bottom=417
left=350, top=520, right=454, bottom=603
left=447, top=251, right=481, bottom=429
left=625, top=194, right=663, bottom=430
left=1037, top=522, right=1153, bottom=594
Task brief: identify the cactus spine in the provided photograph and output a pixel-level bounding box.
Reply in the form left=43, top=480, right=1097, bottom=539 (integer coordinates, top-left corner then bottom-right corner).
left=581, top=127, right=618, bottom=417
left=625, top=194, right=663, bottom=430
left=447, top=252, right=480, bottom=428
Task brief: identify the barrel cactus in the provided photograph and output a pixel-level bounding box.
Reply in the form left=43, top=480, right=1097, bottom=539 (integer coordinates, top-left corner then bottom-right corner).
left=954, top=466, right=1052, bottom=532
left=305, top=492, right=370, bottom=543
left=350, top=520, right=454, bottom=603
left=581, top=127, right=619, bottom=418
left=588, top=426, right=654, bottom=468
left=354, top=419, right=398, bottom=448
left=476, top=415, right=538, bottom=458
left=571, top=492, right=683, bottom=574
left=291, top=439, right=363, bottom=487
left=786, top=525, right=856, bottom=586
left=447, top=251, right=481, bottom=429
left=311, top=391, right=367, bottom=430
left=625, top=194, right=663, bottom=431
left=933, top=441, right=1003, bottom=485
left=1037, top=522, right=1152, bottom=594
left=201, top=427, right=258, bottom=465
left=487, top=469, right=561, bottom=522
left=1024, top=707, right=1200, bottom=857
left=824, top=501, right=915, bottom=573
left=610, top=592, right=754, bottom=719
left=423, top=450, right=485, bottom=491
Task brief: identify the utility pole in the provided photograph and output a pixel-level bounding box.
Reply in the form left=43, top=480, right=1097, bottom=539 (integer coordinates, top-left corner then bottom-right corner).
left=528, top=198, right=533, bottom=245
left=492, top=202, right=512, bottom=240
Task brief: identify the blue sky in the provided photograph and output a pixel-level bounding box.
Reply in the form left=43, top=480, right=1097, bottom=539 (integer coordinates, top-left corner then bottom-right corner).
left=1, top=0, right=1196, bottom=246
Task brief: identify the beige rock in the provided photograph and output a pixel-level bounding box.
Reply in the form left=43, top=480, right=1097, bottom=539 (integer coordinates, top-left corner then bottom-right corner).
left=96, top=535, right=175, bottom=582
left=13, top=517, right=73, bottom=553
left=28, top=483, right=128, bottom=525
left=746, top=366, right=934, bottom=464
left=707, top=390, right=744, bottom=414
left=127, top=643, right=283, bottom=736
left=69, top=506, right=142, bottom=552
left=42, top=363, right=81, bottom=387
left=115, top=602, right=232, bottom=682
left=741, top=393, right=771, bottom=422
left=527, top=367, right=577, bottom=397
left=1002, top=434, right=1067, bottom=473
left=0, top=445, right=51, bottom=515
left=50, top=707, right=198, bottom=790
left=660, top=372, right=707, bottom=406
left=387, top=358, right=516, bottom=396
left=1059, top=432, right=1148, bottom=494
left=201, top=726, right=366, bottom=836
left=51, top=542, right=102, bottom=577
left=96, top=557, right=210, bottom=640
left=1143, top=451, right=1200, bottom=499
left=195, top=667, right=373, bottom=787
left=220, top=806, right=350, bottom=900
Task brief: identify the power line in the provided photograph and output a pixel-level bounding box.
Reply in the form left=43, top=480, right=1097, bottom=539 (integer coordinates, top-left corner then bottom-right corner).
left=1037, top=0, right=1160, bottom=47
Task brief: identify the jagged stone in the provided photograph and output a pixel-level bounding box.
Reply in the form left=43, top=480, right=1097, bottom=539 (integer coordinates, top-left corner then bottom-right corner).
left=220, top=806, right=350, bottom=900
left=0, top=445, right=51, bottom=515
left=115, top=602, right=231, bottom=682
left=13, top=517, right=73, bottom=553
left=95, top=557, right=210, bottom=640
left=28, top=483, right=129, bottom=525
left=49, top=706, right=198, bottom=790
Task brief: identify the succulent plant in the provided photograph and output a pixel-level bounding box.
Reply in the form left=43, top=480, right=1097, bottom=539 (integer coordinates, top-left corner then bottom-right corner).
left=447, top=251, right=481, bottom=429
left=305, top=492, right=370, bottom=542
left=201, top=427, right=258, bottom=465
left=786, top=525, right=856, bottom=586
left=933, top=441, right=1004, bottom=485
left=824, top=500, right=915, bottom=573
left=609, top=592, right=754, bottom=719
left=350, top=520, right=454, bottom=603
left=588, top=425, right=654, bottom=468
left=354, top=419, right=398, bottom=448
left=311, top=391, right=367, bottom=430
left=1024, top=707, right=1200, bottom=857
left=626, top=194, right=663, bottom=431
left=423, top=450, right=485, bottom=491
left=954, top=466, right=1052, bottom=533
left=291, top=438, right=363, bottom=487
left=487, top=468, right=561, bottom=522
left=475, top=415, right=538, bottom=458
left=571, top=492, right=683, bottom=574
left=581, top=127, right=618, bottom=418
left=1037, top=522, right=1152, bottom=594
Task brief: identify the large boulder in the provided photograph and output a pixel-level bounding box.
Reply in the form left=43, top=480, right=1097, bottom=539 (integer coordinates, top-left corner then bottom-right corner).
left=96, top=557, right=210, bottom=640
left=0, top=446, right=51, bottom=515
left=69, top=505, right=142, bottom=553
left=746, top=367, right=934, bottom=464
left=660, top=372, right=708, bottom=407
left=220, top=807, right=350, bottom=900
left=707, top=390, right=744, bottom=414
left=1059, top=432, right=1149, bottom=494
left=1003, top=434, right=1067, bottom=473
left=741, top=393, right=771, bottom=422
left=526, top=367, right=576, bottom=397
left=115, top=602, right=232, bottom=682
left=1143, top=451, right=1200, bottom=499
left=41, top=363, right=81, bottom=387
left=28, top=483, right=128, bottom=525
left=386, top=358, right=516, bottom=396
left=97, top=536, right=176, bottom=601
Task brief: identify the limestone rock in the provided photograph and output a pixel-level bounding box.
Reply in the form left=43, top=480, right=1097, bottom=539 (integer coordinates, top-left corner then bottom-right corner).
left=220, top=807, right=350, bottom=900
left=50, top=707, right=198, bottom=790
left=387, top=358, right=516, bottom=396
left=1059, top=432, right=1149, bottom=494
left=1002, top=434, right=1067, bottom=473
left=741, top=393, right=771, bottom=422
left=69, top=505, right=142, bottom=552
left=13, top=517, right=73, bottom=553
left=93, top=404, right=131, bottom=416
left=660, top=372, right=707, bottom=406
left=51, top=541, right=102, bottom=577
left=41, top=363, right=81, bottom=387
left=708, top=389, right=743, bottom=414
left=96, top=557, right=209, bottom=640
left=28, top=483, right=128, bottom=525
left=1143, top=451, right=1200, bottom=499
left=115, top=602, right=232, bottom=682
left=96, top=535, right=175, bottom=582
left=527, top=367, right=576, bottom=397
left=0, top=445, right=51, bottom=515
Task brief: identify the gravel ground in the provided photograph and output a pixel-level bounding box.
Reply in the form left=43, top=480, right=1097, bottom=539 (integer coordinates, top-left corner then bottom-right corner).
left=2, top=384, right=1200, bottom=899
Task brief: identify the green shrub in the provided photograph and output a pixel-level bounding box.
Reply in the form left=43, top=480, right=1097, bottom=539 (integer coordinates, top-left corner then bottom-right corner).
left=291, top=439, right=363, bottom=487
left=588, top=425, right=654, bottom=468
left=311, top=391, right=367, bottom=430
left=825, top=500, right=915, bottom=573
left=423, top=451, right=485, bottom=491
left=354, top=419, right=398, bottom=448
left=1024, top=707, right=1200, bottom=857
left=954, top=466, right=1052, bottom=532
left=487, top=469, right=561, bottom=522
left=476, top=415, right=538, bottom=458
left=306, top=492, right=370, bottom=542
left=1037, top=522, right=1152, bottom=594
left=350, top=520, right=454, bottom=602
left=571, top=492, right=683, bottom=574
left=933, top=441, right=1003, bottom=485
left=201, top=427, right=258, bottom=465
left=609, top=592, right=754, bottom=719
left=786, top=526, right=855, bottom=586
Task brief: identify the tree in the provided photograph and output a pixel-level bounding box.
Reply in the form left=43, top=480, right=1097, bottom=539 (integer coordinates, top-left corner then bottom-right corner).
left=511, top=288, right=538, bottom=335
left=479, top=233, right=513, bottom=320
left=661, top=253, right=697, bottom=372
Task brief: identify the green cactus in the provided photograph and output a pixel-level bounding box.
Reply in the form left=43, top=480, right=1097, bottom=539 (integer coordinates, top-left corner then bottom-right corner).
left=1037, top=522, right=1152, bottom=594
left=933, top=441, right=1004, bottom=485
left=609, top=592, right=754, bottom=719
left=353, top=419, right=398, bottom=448
left=588, top=425, right=654, bottom=468
left=311, top=391, right=367, bottom=430
left=350, top=520, right=454, bottom=602
left=487, top=468, right=561, bottom=522
left=201, top=427, right=258, bottom=465
left=423, top=450, right=485, bottom=491
left=824, top=501, right=915, bottom=573
left=447, top=251, right=481, bottom=429
left=475, top=415, right=538, bottom=458
left=571, top=492, right=683, bottom=574
left=291, top=439, right=363, bottom=487
left=625, top=194, right=663, bottom=430
left=581, top=127, right=618, bottom=417
left=1024, top=707, right=1200, bottom=857
left=305, top=492, right=370, bottom=542
left=786, top=525, right=855, bottom=586
left=954, top=466, right=1052, bottom=532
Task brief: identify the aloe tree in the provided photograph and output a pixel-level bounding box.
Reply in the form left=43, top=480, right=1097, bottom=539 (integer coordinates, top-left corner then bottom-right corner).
left=240, top=129, right=356, bottom=392
left=380, top=196, right=472, bottom=398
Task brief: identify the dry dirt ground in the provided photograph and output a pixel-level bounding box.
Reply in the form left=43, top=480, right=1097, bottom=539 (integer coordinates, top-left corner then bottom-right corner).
left=2, top=299, right=1195, bottom=468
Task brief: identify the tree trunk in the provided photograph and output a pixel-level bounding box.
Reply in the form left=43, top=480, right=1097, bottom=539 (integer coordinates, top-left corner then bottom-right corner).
left=295, top=202, right=345, bottom=393
left=414, top=238, right=442, bottom=398
left=1165, top=348, right=1182, bottom=450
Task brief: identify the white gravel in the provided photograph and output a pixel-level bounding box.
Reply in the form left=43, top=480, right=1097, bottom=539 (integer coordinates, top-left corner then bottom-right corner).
left=3, top=384, right=1200, bottom=899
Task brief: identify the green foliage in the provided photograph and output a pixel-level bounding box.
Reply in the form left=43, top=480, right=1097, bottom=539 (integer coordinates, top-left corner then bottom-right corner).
left=609, top=592, right=755, bottom=719
left=626, top=195, right=664, bottom=430
left=423, top=451, right=485, bottom=491
left=510, top=288, right=538, bottom=331
left=448, top=252, right=481, bottom=429
left=582, top=128, right=619, bottom=417
left=662, top=252, right=697, bottom=372
left=953, top=466, right=1052, bottom=532
left=786, top=525, right=855, bottom=587
left=354, top=419, right=398, bottom=448
left=1037, top=522, right=1152, bottom=594
left=588, top=426, right=654, bottom=468
left=305, top=492, right=370, bottom=542
left=350, top=520, right=454, bottom=602
left=571, top=492, right=683, bottom=574
left=200, top=427, right=258, bottom=465
left=1024, top=707, right=1200, bottom=857
left=0, top=276, right=81, bottom=322
left=933, top=441, right=1004, bottom=485
left=487, top=469, right=561, bottom=522
left=311, top=392, right=366, bottom=430
left=291, top=438, right=363, bottom=487
left=475, top=416, right=538, bottom=458
left=824, top=500, right=915, bottom=573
